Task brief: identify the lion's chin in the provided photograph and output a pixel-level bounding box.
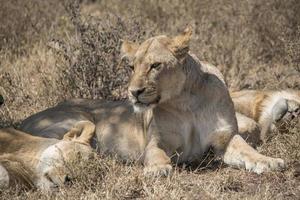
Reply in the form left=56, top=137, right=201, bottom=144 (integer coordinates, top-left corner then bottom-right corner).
left=131, top=96, right=161, bottom=113
left=133, top=103, right=156, bottom=113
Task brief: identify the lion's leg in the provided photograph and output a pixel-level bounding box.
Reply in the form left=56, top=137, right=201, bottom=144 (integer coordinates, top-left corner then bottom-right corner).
left=223, top=135, right=284, bottom=174
left=259, top=118, right=271, bottom=141
left=284, top=100, right=300, bottom=120
left=0, top=164, right=9, bottom=189
left=257, top=98, right=288, bottom=141
left=235, top=112, right=261, bottom=146
left=259, top=98, right=298, bottom=141
left=143, top=138, right=172, bottom=177
left=63, top=120, right=96, bottom=145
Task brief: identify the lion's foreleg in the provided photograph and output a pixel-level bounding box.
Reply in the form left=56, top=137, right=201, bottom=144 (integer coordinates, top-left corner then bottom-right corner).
left=223, top=135, right=284, bottom=174
left=143, top=138, right=172, bottom=177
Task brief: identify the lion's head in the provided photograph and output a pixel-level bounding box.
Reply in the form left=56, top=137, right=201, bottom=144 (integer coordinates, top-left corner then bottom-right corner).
left=35, top=122, right=95, bottom=191
left=121, top=26, right=193, bottom=112
left=35, top=142, right=93, bottom=191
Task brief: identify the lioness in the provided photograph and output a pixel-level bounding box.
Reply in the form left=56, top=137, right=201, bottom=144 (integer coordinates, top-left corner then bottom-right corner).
left=0, top=121, right=95, bottom=191
left=21, top=27, right=284, bottom=175
left=231, top=89, right=300, bottom=141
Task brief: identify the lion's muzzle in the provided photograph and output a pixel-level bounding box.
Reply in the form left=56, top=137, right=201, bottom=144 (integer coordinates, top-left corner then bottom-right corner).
left=128, top=87, right=160, bottom=112
left=129, top=87, right=146, bottom=99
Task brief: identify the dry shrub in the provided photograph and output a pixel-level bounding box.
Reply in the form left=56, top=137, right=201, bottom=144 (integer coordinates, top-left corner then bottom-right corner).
left=53, top=1, right=130, bottom=100
left=50, top=0, right=160, bottom=100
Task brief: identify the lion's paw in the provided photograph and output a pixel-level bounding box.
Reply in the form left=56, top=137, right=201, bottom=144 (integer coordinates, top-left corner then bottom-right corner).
left=143, top=164, right=172, bottom=177
left=245, top=157, right=285, bottom=174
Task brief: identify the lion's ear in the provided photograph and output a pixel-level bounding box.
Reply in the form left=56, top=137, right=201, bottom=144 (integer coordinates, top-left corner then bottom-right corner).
left=168, top=26, right=192, bottom=60
left=63, top=121, right=95, bottom=146
left=120, top=40, right=139, bottom=64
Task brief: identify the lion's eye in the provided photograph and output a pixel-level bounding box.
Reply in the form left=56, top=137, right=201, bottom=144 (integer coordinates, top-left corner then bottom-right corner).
left=150, top=62, right=161, bottom=69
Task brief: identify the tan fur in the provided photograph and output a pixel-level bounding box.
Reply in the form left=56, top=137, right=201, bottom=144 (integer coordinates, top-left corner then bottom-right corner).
left=0, top=121, right=95, bottom=191
left=231, top=89, right=300, bottom=140
left=21, top=27, right=284, bottom=176
left=0, top=154, right=35, bottom=189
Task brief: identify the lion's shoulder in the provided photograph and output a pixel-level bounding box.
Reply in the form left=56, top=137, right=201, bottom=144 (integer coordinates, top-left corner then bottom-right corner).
left=189, top=53, right=226, bottom=85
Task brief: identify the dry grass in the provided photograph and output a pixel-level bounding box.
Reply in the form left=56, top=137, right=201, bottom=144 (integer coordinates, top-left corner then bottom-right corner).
left=0, top=0, right=299, bottom=199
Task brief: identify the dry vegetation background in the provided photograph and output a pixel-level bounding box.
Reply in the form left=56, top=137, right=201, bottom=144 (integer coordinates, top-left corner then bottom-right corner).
left=0, top=0, right=299, bottom=199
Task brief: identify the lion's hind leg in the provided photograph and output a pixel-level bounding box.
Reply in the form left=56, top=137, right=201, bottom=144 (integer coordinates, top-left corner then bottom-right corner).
left=223, top=135, right=284, bottom=174
left=236, top=112, right=261, bottom=146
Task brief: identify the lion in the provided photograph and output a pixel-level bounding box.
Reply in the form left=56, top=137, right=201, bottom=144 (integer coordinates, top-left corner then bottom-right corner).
left=231, top=89, right=300, bottom=141
left=0, top=121, right=95, bottom=191
left=20, top=26, right=284, bottom=176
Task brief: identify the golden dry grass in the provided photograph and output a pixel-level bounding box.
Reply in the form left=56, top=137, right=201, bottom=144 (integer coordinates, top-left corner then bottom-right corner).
left=0, top=0, right=299, bottom=199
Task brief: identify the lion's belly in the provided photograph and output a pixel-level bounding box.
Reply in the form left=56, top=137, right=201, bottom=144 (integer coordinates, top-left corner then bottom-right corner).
left=96, top=123, right=146, bottom=162
left=95, top=104, right=146, bottom=162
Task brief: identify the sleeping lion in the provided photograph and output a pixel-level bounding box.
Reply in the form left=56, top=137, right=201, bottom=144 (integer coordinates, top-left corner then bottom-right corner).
left=0, top=121, right=95, bottom=191
left=231, top=89, right=300, bottom=141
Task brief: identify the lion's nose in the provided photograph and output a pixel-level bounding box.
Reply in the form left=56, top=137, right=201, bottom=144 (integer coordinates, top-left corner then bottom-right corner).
left=130, top=87, right=145, bottom=98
